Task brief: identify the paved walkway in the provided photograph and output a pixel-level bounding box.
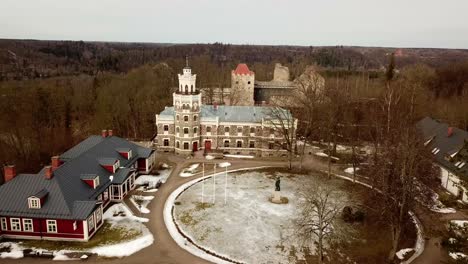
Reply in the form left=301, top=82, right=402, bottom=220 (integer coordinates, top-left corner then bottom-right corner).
left=2, top=154, right=465, bottom=263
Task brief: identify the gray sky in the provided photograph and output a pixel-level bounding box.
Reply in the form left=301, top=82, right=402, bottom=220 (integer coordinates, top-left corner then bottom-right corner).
left=1, top=0, right=467, bottom=49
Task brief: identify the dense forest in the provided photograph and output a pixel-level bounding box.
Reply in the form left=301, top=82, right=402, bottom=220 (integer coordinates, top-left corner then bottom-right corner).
left=0, top=39, right=467, bottom=175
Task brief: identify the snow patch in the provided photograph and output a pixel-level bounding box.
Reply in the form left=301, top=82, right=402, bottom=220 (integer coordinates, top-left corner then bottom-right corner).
left=104, top=203, right=149, bottom=223
left=315, top=152, right=339, bottom=160
left=344, top=167, right=360, bottom=174
left=396, top=248, right=413, bottom=260
left=130, top=195, right=154, bottom=214
left=205, top=155, right=215, bottom=160
left=0, top=242, right=24, bottom=259
left=449, top=252, right=468, bottom=260
left=218, top=162, right=231, bottom=168
left=91, top=232, right=154, bottom=258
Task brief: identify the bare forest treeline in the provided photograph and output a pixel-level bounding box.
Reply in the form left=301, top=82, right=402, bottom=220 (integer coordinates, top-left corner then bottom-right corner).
left=0, top=40, right=467, bottom=176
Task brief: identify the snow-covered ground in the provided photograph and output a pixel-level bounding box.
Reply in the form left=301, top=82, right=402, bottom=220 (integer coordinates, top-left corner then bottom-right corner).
left=449, top=252, right=468, bottom=260
left=0, top=242, right=23, bottom=259
left=135, top=166, right=173, bottom=193
left=130, top=195, right=155, bottom=214
left=180, top=163, right=200, bottom=177
left=344, top=167, right=360, bottom=174
left=315, top=152, right=340, bottom=160
left=396, top=248, right=414, bottom=260
left=173, top=170, right=349, bottom=264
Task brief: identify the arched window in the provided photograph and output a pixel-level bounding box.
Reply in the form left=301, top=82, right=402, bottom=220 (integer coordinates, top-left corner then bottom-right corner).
left=193, top=127, right=198, bottom=134
left=194, top=115, right=198, bottom=122
left=184, top=116, right=189, bottom=122
left=185, top=85, right=188, bottom=94
left=176, top=141, right=180, bottom=148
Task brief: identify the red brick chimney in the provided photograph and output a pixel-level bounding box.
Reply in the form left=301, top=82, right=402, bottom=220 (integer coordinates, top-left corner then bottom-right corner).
left=51, top=156, right=61, bottom=171
left=101, top=129, right=108, bottom=138
left=108, top=129, right=113, bottom=137
left=448, top=127, right=454, bottom=137
left=44, top=166, right=53, bottom=179
left=3, top=165, right=17, bottom=183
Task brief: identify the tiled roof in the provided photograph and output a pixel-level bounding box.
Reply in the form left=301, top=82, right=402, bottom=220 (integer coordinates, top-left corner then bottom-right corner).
left=232, top=63, right=254, bottom=76
left=0, top=135, right=155, bottom=220
left=417, top=117, right=468, bottom=180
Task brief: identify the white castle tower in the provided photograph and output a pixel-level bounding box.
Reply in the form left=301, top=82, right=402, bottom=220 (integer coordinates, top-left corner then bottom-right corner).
left=173, top=57, right=202, bottom=154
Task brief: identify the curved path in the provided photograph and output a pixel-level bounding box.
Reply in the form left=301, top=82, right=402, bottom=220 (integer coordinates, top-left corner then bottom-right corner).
left=2, top=154, right=457, bottom=263
left=2, top=155, right=289, bottom=264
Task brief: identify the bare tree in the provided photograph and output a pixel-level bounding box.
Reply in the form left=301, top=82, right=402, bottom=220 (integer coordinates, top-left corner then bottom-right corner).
left=296, top=183, right=343, bottom=264
left=266, top=107, right=297, bottom=170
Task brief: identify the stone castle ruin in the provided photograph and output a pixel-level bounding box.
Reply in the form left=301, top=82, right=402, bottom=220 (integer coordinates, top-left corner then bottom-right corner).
left=201, top=63, right=324, bottom=107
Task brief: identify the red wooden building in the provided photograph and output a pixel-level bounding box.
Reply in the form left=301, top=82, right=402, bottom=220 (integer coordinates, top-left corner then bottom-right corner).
left=0, top=130, right=155, bottom=242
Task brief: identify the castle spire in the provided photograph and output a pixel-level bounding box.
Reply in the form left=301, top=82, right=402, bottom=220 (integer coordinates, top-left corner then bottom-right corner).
left=185, top=55, right=189, bottom=68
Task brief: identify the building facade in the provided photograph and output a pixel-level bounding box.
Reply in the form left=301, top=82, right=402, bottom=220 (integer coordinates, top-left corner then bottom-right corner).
left=0, top=130, right=156, bottom=242
left=418, top=117, right=468, bottom=202
left=155, top=65, right=297, bottom=157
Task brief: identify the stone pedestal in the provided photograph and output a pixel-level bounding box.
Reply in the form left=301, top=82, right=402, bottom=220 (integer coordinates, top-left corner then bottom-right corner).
left=272, top=191, right=281, bottom=203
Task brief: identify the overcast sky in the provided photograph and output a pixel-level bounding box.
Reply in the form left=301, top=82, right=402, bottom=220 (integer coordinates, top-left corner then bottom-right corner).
left=1, top=0, right=467, bottom=49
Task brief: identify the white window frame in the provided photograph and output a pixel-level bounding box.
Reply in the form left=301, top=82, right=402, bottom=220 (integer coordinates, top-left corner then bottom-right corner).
left=183, top=142, right=189, bottom=150
left=10, top=218, right=21, bottom=231
left=73, top=221, right=77, bottom=231
left=88, top=215, right=95, bottom=232
left=28, top=197, right=41, bottom=209
left=1, top=217, right=7, bottom=231
left=96, top=207, right=102, bottom=223
left=93, top=177, right=100, bottom=189
left=47, top=220, right=57, bottom=233
left=23, top=218, right=33, bottom=232
left=103, top=190, right=109, bottom=200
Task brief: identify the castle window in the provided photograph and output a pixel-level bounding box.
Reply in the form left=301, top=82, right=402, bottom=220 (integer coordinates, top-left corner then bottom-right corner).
left=184, top=142, right=189, bottom=150
left=250, top=127, right=255, bottom=134
left=249, top=141, right=255, bottom=148
left=185, top=85, right=188, bottom=93
left=248, top=81, right=251, bottom=84
left=184, top=128, right=189, bottom=134
left=224, top=127, right=230, bottom=133
left=176, top=115, right=180, bottom=121
left=194, top=115, right=198, bottom=122
left=176, top=127, right=180, bottom=133
left=163, top=139, right=169, bottom=146
left=237, top=141, right=242, bottom=148
left=176, top=141, right=180, bottom=148
left=184, top=116, right=189, bottom=122
left=269, top=142, right=274, bottom=149
left=206, top=126, right=212, bottom=133
left=194, top=127, right=198, bottom=134
left=163, top=125, right=169, bottom=131
left=1, top=218, right=7, bottom=231
left=224, top=140, right=230, bottom=147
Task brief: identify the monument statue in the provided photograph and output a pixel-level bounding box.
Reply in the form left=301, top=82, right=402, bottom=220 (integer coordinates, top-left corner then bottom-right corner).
left=275, top=177, right=281, bottom=192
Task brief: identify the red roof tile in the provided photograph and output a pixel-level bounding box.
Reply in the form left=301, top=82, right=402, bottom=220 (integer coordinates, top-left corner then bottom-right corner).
left=232, top=63, right=254, bottom=75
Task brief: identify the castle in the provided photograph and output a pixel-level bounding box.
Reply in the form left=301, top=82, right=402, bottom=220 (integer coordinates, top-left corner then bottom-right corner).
left=155, top=62, right=297, bottom=156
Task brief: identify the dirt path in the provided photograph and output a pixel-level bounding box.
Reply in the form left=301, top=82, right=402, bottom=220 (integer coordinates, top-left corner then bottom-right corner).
left=1, top=155, right=289, bottom=264
left=2, top=154, right=464, bottom=263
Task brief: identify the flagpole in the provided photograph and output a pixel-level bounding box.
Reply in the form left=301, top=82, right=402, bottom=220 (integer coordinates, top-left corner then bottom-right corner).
left=224, top=166, right=227, bottom=205
left=201, top=163, right=204, bottom=204
left=213, top=164, right=216, bottom=204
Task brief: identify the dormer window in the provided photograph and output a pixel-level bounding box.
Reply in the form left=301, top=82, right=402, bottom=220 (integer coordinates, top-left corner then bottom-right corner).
left=99, top=158, right=120, bottom=173
left=116, top=148, right=132, bottom=160
left=80, top=174, right=100, bottom=189
left=28, top=189, right=48, bottom=209
left=28, top=198, right=41, bottom=209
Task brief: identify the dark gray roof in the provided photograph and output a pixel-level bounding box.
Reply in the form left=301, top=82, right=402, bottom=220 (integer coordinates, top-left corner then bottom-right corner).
left=32, top=189, right=49, bottom=199
left=60, top=136, right=104, bottom=161
left=114, top=168, right=134, bottom=184
left=417, top=117, right=468, bottom=180
left=0, top=135, right=154, bottom=220
left=159, top=105, right=293, bottom=124
left=80, top=174, right=98, bottom=180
